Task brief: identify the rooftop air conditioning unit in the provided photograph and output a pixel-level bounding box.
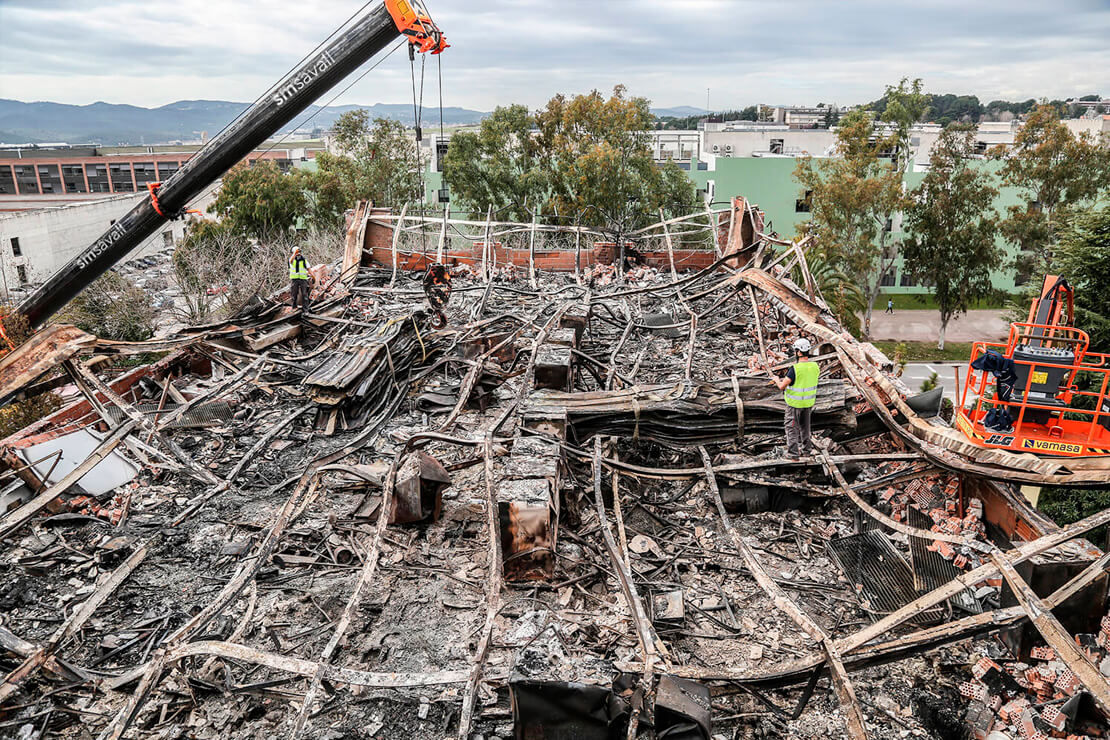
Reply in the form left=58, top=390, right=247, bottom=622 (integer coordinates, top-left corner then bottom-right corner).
left=725, top=145, right=733, bottom=152
left=712, top=145, right=720, bottom=153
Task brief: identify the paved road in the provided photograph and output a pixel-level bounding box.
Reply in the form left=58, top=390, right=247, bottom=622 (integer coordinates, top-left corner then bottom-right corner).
left=901, top=362, right=962, bottom=401
left=867, top=310, right=1009, bottom=342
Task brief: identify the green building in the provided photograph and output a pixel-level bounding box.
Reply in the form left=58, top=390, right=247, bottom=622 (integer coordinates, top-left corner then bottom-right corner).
left=683, top=156, right=1026, bottom=295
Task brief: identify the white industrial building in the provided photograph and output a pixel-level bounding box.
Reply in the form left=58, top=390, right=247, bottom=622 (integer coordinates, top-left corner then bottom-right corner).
left=0, top=191, right=214, bottom=304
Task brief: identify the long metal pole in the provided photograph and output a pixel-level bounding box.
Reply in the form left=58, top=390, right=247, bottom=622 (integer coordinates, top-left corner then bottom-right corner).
left=18, top=4, right=402, bottom=327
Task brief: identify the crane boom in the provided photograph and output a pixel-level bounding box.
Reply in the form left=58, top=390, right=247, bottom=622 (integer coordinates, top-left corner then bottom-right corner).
left=15, top=0, right=446, bottom=328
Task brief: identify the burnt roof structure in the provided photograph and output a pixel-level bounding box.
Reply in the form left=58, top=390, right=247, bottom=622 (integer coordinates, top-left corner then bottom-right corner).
left=1, top=198, right=1108, bottom=739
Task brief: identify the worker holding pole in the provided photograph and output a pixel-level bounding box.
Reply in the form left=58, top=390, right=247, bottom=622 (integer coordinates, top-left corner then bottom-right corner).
left=289, top=246, right=310, bottom=311
left=774, top=337, right=819, bottom=458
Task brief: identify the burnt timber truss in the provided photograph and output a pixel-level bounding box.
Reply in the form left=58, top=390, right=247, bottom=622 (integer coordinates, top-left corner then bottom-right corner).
left=0, top=199, right=1108, bottom=739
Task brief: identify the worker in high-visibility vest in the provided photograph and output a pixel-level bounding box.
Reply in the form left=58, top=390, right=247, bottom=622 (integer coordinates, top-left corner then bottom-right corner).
left=289, top=246, right=310, bottom=310
left=773, top=337, right=819, bottom=458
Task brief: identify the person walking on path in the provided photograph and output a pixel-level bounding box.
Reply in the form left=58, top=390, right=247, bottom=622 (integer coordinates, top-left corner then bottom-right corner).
left=289, top=246, right=310, bottom=310
left=886, top=299, right=894, bottom=314
left=773, top=337, right=819, bottom=458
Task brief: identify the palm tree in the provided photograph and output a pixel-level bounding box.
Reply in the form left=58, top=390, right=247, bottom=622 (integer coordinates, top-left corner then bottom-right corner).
left=795, top=248, right=867, bottom=335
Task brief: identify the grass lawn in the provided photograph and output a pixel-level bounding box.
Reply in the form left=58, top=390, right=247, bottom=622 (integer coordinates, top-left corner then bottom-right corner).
left=872, top=340, right=975, bottom=363
left=877, top=292, right=1017, bottom=311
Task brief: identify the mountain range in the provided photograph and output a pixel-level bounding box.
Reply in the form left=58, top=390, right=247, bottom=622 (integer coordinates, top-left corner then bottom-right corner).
left=0, top=99, right=712, bottom=146
left=0, top=99, right=489, bottom=146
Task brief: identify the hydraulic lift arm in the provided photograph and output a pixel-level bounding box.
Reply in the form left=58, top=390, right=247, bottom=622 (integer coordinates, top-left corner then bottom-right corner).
left=14, top=0, right=446, bottom=329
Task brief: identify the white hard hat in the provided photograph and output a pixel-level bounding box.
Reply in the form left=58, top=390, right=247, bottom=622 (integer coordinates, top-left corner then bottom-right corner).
left=793, top=337, right=812, bottom=353
left=291, top=246, right=301, bottom=254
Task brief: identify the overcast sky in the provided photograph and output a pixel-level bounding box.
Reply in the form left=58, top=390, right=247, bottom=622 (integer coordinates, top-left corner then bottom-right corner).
left=1, top=0, right=1108, bottom=111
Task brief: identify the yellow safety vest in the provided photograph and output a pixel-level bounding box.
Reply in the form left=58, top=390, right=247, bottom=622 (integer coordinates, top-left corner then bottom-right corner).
left=784, top=361, right=819, bottom=409
left=289, top=256, right=309, bottom=280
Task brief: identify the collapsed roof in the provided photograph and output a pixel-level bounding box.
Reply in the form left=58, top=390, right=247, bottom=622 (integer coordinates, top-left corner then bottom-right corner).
left=1, top=197, right=1108, bottom=740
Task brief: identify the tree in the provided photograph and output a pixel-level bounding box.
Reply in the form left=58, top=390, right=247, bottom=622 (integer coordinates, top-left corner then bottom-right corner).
left=208, top=160, right=307, bottom=240
left=903, top=124, right=1001, bottom=350
left=1055, top=207, right=1110, bottom=352
left=793, top=245, right=867, bottom=335
left=293, top=167, right=348, bottom=231
left=444, top=87, right=700, bottom=234
left=59, top=272, right=156, bottom=341
left=316, top=112, right=422, bottom=211
left=535, top=86, right=699, bottom=231
left=173, top=219, right=344, bottom=323
left=992, top=104, right=1110, bottom=276
left=442, top=104, right=548, bottom=223
left=794, top=79, right=927, bottom=339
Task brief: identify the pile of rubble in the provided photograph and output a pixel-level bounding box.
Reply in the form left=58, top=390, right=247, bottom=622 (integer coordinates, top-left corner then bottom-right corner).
left=1, top=204, right=1108, bottom=740
left=961, top=614, right=1110, bottom=739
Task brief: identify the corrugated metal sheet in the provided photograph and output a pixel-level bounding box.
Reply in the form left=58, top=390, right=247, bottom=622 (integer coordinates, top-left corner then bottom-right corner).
left=829, top=530, right=945, bottom=625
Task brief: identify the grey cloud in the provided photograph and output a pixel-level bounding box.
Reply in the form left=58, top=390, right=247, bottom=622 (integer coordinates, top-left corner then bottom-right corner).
left=0, top=0, right=1106, bottom=109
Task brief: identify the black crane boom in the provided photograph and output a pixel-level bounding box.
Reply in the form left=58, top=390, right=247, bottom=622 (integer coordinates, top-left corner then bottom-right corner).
left=16, top=0, right=445, bottom=327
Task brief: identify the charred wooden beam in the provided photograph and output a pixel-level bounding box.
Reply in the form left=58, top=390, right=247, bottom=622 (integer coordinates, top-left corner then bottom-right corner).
left=699, top=447, right=868, bottom=739
left=991, top=553, right=1110, bottom=715
left=390, top=450, right=451, bottom=524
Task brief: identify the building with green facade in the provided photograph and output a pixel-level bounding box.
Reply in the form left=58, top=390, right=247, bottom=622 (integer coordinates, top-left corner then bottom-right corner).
left=684, top=156, right=1027, bottom=295
left=420, top=116, right=1108, bottom=295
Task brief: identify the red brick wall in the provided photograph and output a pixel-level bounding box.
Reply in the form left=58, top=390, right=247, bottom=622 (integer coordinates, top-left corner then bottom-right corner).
left=361, top=218, right=724, bottom=273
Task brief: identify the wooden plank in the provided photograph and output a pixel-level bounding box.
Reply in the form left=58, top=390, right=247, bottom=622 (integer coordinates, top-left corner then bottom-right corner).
left=342, top=200, right=369, bottom=281
left=992, top=553, right=1110, bottom=714
left=700, top=447, right=868, bottom=739
left=0, top=324, right=96, bottom=407
left=244, top=322, right=301, bottom=352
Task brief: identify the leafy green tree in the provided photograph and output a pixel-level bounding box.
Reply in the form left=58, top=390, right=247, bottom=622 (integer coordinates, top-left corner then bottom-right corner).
left=208, top=160, right=307, bottom=240
left=903, top=124, right=1001, bottom=350
left=992, top=105, right=1110, bottom=275
left=293, top=167, right=347, bottom=231
left=794, top=245, right=866, bottom=335
left=444, top=87, right=700, bottom=233
left=442, top=104, right=548, bottom=223
left=535, top=86, right=698, bottom=230
left=795, top=79, right=927, bottom=339
left=1056, top=207, right=1110, bottom=353
left=316, top=112, right=422, bottom=211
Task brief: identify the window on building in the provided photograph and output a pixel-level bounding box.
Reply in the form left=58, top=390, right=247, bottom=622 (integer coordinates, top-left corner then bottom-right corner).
left=0, top=165, right=14, bottom=194
left=37, top=164, right=62, bottom=193
left=16, top=265, right=28, bottom=285
left=880, top=271, right=896, bottom=287
left=435, top=140, right=449, bottom=173
left=87, top=164, right=110, bottom=193
left=13, top=165, right=39, bottom=194
left=10, top=237, right=21, bottom=256
left=795, top=190, right=812, bottom=213
left=162, top=231, right=174, bottom=247
left=157, top=161, right=180, bottom=180
left=769, top=138, right=784, bottom=154
left=134, top=162, right=157, bottom=187
left=900, top=271, right=917, bottom=287
left=109, top=163, right=134, bottom=192
left=61, top=164, right=87, bottom=193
